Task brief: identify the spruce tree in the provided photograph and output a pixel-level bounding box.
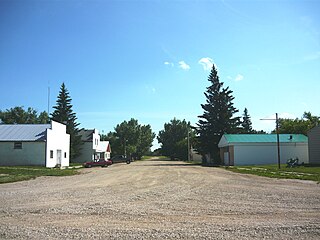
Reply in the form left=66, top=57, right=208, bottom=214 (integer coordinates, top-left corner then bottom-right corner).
left=51, top=83, right=82, bottom=160
left=241, top=108, right=253, bottom=133
left=195, top=64, right=240, bottom=165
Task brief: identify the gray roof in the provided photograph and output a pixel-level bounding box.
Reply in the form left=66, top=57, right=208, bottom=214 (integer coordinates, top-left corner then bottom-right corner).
left=78, top=129, right=94, bottom=141
left=0, top=124, right=51, bottom=141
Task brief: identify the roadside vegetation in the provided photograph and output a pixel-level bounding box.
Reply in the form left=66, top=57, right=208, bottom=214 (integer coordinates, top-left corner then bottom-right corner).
left=225, top=164, right=320, bottom=182
left=0, top=166, right=80, bottom=184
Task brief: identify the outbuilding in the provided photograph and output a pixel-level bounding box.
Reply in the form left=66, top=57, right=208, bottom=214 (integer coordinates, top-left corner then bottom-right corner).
left=308, top=125, right=320, bottom=164
left=218, top=134, right=308, bottom=166
left=0, top=121, right=70, bottom=167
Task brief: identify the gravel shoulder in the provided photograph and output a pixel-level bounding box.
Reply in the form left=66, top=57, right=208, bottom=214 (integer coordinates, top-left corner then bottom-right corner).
left=0, top=158, right=319, bottom=239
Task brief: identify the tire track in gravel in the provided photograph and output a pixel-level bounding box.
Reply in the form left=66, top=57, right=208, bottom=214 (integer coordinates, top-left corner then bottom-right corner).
left=0, top=158, right=319, bottom=239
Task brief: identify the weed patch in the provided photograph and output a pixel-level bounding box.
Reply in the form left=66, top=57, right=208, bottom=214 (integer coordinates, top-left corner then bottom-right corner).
left=225, top=164, right=320, bottom=182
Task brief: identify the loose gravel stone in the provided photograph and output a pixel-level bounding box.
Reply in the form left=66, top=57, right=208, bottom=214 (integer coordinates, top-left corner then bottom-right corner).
left=0, top=159, right=319, bottom=239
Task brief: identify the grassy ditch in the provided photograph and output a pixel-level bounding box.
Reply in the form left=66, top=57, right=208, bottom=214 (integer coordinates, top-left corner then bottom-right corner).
left=225, top=164, right=320, bottom=182
left=0, top=166, right=80, bottom=184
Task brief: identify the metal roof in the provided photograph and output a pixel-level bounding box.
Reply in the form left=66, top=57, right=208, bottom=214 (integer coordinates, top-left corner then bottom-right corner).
left=78, top=129, right=94, bottom=141
left=0, top=124, right=51, bottom=141
left=223, top=134, right=308, bottom=143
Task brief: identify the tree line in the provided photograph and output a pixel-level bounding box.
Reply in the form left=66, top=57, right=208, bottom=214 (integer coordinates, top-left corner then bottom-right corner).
left=1, top=66, right=319, bottom=165
left=0, top=83, right=155, bottom=162
left=102, top=118, right=155, bottom=160
left=155, top=64, right=319, bottom=165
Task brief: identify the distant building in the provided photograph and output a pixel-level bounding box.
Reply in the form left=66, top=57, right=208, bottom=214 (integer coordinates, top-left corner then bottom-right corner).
left=72, top=129, right=111, bottom=163
left=0, top=121, right=70, bottom=167
left=308, top=125, right=320, bottom=164
left=190, top=148, right=202, bottom=162
left=218, top=134, right=308, bottom=166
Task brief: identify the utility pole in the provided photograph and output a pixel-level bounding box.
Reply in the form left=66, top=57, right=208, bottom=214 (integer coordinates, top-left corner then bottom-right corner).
left=47, top=86, right=50, bottom=114
left=187, top=128, right=190, bottom=161
left=260, top=113, right=281, bottom=169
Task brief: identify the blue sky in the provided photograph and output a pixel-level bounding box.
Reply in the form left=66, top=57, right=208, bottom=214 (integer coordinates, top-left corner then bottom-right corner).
left=0, top=0, right=319, bottom=149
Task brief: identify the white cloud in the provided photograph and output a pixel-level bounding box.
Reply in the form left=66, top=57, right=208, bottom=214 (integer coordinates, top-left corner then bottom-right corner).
left=178, top=61, right=190, bottom=70
left=198, top=57, right=214, bottom=71
left=164, top=61, right=174, bottom=67
left=235, top=74, right=244, bottom=82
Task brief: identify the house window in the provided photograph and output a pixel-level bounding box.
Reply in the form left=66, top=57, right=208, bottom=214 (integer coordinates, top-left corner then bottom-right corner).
left=14, top=142, right=22, bottom=149
left=50, top=150, right=54, bottom=158
left=64, top=152, right=67, bottom=158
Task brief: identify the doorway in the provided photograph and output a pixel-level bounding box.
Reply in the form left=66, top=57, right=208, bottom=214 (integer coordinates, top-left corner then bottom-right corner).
left=57, top=150, right=62, bottom=165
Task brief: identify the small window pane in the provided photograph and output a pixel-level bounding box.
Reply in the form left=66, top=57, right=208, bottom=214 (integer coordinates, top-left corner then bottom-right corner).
left=50, top=150, right=54, bottom=158
left=14, top=142, right=22, bottom=149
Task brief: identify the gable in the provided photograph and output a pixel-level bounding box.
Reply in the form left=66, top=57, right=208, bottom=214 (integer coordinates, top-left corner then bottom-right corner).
left=308, top=125, right=320, bottom=137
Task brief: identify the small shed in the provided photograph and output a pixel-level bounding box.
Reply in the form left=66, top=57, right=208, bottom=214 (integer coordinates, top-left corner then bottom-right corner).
left=0, top=121, right=70, bottom=167
left=308, top=125, right=320, bottom=164
left=218, top=134, right=308, bottom=166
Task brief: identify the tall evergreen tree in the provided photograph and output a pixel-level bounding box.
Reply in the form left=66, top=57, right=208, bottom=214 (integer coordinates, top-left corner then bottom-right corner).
left=241, top=108, right=254, bottom=133
left=51, top=83, right=82, bottom=160
left=195, top=64, right=240, bottom=165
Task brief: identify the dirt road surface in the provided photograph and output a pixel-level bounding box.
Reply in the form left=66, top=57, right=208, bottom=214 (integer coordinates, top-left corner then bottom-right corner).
left=0, top=158, right=319, bottom=239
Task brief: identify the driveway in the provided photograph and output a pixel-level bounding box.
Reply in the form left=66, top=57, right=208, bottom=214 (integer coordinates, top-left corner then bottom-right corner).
left=0, top=158, right=319, bottom=239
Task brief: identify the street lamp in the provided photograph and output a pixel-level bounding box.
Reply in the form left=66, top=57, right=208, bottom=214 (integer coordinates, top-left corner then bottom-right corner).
left=260, top=113, right=281, bottom=169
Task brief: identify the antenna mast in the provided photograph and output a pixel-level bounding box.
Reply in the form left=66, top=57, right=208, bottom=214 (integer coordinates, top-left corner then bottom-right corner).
left=47, top=83, right=50, bottom=114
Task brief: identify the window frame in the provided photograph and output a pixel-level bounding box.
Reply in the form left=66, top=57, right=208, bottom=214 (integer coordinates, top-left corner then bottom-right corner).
left=14, top=142, right=22, bottom=149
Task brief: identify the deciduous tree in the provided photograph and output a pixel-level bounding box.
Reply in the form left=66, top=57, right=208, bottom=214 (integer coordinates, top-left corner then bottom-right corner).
left=106, top=118, right=155, bottom=159
left=276, top=112, right=319, bottom=135
left=0, top=106, right=49, bottom=124
left=157, top=118, right=190, bottom=160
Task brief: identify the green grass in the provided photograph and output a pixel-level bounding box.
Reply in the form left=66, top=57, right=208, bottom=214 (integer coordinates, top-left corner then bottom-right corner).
left=69, top=163, right=83, bottom=167
left=140, top=156, right=155, bottom=160
left=0, top=166, right=80, bottom=184
left=140, top=156, right=170, bottom=161
left=225, top=164, right=320, bottom=182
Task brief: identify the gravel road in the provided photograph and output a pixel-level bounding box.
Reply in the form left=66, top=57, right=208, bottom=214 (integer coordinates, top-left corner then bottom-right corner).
left=0, top=158, right=319, bottom=239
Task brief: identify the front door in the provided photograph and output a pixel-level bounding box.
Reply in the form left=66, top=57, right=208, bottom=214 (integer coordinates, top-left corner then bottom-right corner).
left=224, top=152, right=229, bottom=166
left=57, top=150, right=62, bottom=165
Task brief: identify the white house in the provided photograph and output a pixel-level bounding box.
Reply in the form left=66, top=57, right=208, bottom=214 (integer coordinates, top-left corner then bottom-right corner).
left=218, top=134, right=308, bottom=166
left=73, top=129, right=111, bottom=163
left=308, top=125, right=320, bottom=164
left=0, top=121, right=70, bottom=167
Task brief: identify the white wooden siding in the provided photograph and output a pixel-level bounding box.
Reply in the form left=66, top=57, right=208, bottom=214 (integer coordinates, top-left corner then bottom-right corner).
left=234, top=143, right=308, bottom=165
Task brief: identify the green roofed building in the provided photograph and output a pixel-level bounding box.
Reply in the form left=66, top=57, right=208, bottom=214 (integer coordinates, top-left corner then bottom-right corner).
left=218, top=134, right=308, bottom=166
